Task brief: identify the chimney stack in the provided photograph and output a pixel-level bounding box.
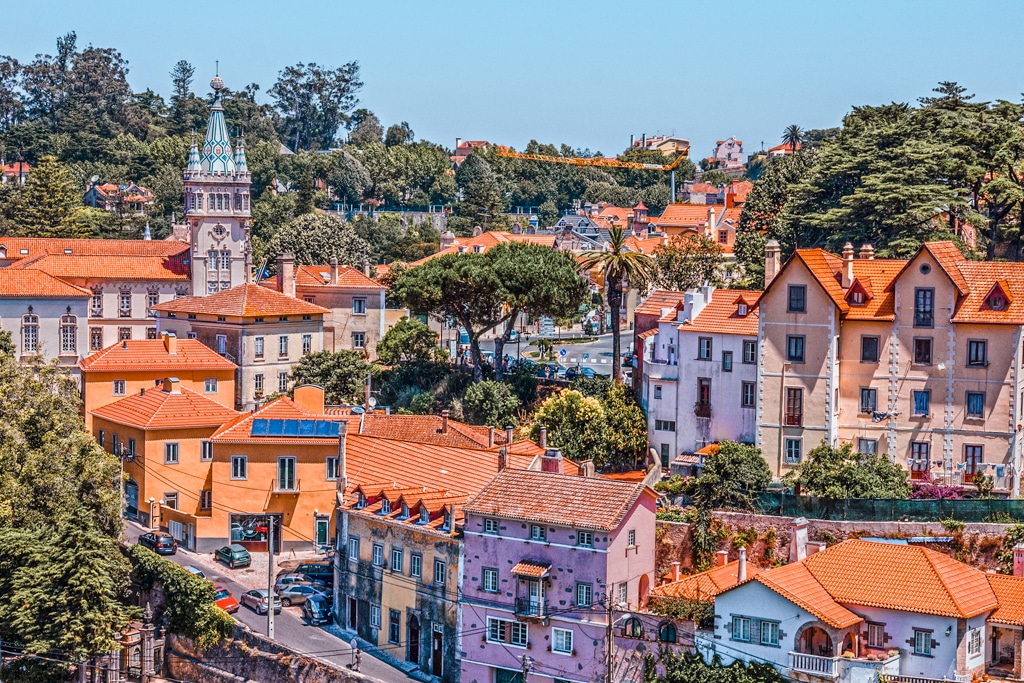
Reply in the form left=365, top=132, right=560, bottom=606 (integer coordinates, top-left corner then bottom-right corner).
left=497, top=446, right=508, bottom=473
left=539, top=426, right=547, bottom=449
left=577, top=460, right=596, bottom=478
left=1013, top=543, right=1024, bottom=577
left=737, top=547, right=747, bottom=582
left=716, top=549, right=729, bottom=567
left=707, top=206, right=716, bottom=235
left=841, top=242, right=854, bottom=289
left=162, top=332, right=177, bottom=355
left=671, top=561, right=681, bottom=582
left=363, top=259, right=371, bottom=278
left=441, top=409, right=449, bottom=434
left=764, top=239, right=781, bottom=286
left=488, top=426, right=495, bottom=449
left=162, top=377, right=181, bottom=394
left=330, top=256, right=339, bottom=285
left=789, top=517, right=809, bottom=563
left=276, top=253, right=296, bottom=298
left=337, top=421, right=348, bottom=493
left=859, top=243, right=875, bottom=260
left=505, top=426, right=514, bottom=444
left=541, top=448, right=564, bottom=474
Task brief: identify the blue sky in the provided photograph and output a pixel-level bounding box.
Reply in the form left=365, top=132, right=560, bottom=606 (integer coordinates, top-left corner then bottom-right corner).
left=6, top=0, right=1024, bottom=159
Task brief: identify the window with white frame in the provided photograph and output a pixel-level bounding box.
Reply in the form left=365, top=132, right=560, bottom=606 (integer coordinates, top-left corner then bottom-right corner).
left=391, top=547, right=403, bottom=573
left=278, top=335, right=288, bottom=357
left=577, top=531, right=593, bottom=547
left=742, top=340, right=756, bottom=364
left=254, top=373, right=264, bottom=395
left=742, top=382, right=756, bottom=408
left=760, top=621, right=779, bottom=646
left=113, top=379, right=126, bottom=396
left=353, top=298, right=366, bottom=315
left=967, top=628, right=982, bottom=656
left=21, top=314, right=39, bottom=352
left=59, top=315, right=77, bottom=354
left=372, top=543, right=383, bottom=566
left=352, top=332, right=366, bottom=349
left=654, top=385, right=662, bottom=400
left=785, top=438, right=802, bottom=464
left=119, top=290, right=132, bottom=317
left=732, top=616, right=750, bottom=642
left=147, top=289, right=159, bottom=312
left=370, top=604, right=381, bottom=629
left=302, top=334, right=312, bottom=355
left=618, top=582, right=628, bottom=605
left=575, top=582, right=592, bottom=607
left=253, top=336, right=264, bottom=359
left=627, top=529, right=636, bottom=547
left=552, top=628, right=573, bottom=654
left=205, top=377, right=218, bottom=393
left=410, top=553, right=422, bottom=578
left=913, top=629, right=932, bottom=656
left=230, top=455, right=247, bottom=479
left=200, top=441, right=213, bottom=461
left=348, top=537, right=359, bottom=562
left=867, top=623, right=885, bottom=648
left=434, top=558, right=446, bottom=585
left=482, top=567, right=498, bottom=592
left=326, top=456, right=339, bottom=480
left=858, top=439, right=878, bottom=455
left=164, top=442, right=179, bottom=464
left=698, top=337, right=712, bottom=360
left=200, top=489, right=212, bottom=511
left=483, top=518, right=499, bottom=535
left=278, top=371, right=289, bottom=393
left=146, top=327, right=158, bottom=340
left=90, top=327, right=103, bottom=351
left=487, top=617, right=527, bottom=647
left=530, top=525, right=546, bottom=541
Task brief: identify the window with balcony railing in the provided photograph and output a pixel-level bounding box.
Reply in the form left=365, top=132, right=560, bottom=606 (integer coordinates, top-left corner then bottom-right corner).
left=785, top=388, right=803, bottom=426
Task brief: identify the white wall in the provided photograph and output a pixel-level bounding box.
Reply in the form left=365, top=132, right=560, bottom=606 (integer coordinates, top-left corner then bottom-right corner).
left=0, top=296, right=89, bottom=376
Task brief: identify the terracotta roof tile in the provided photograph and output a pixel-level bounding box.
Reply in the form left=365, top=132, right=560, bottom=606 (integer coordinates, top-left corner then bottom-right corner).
left=679, top=288, right=760, bottom=335
left=80, top=339, right=236, bottom=372
left=755, top=561, right=863, bottom=629
left=650, top=560, right=762, bottom=602
left=842, top=260, right=904, bottom=321
left=511, top=560, right=551, bottom=578
left=653, top=205, right=741, bottom=228
left=358, top=414, right=509, bottom=449
left=635, top=290, right=688, bottom=318
left=986, top=574, right=1024, bottom=626
left=261, top=264, right=384, bottom=291
left=463, top=469, right=652, bottom=531
left=14, top=252, right=190, bottom=281
left=0, top=269, right=91, bottom=297
left=152, top=283, right=328, bottom=318
left=0, top=237, right=188, bottom=259
left=596, top=206, right=633, bottom=223
left=91, top=385, right=241, bottom=429
left=951, top=262, right=1024, bottom=324
left=410, top=232, right=557, bottom=266
left=623, top=235, right=667, bottom=255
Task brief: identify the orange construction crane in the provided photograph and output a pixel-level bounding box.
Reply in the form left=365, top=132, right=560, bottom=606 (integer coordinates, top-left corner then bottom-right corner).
left=494, top=144, right=691, bottom=198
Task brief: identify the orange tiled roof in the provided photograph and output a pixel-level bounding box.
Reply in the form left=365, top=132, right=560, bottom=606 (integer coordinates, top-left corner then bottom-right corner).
left=511, top=560, right=551, bottom=578
left=843, top=259, right=905, bottom=321
left=755, top=561, right=862, bottom=628
left=653, top=205, right=741, bottom=228
left=635, top=290, right=688, bottom=318
left=623, top=235, right=666, bottom=255
left=679, top=288, right=760, bottom=335
left=19, top=253, right=191, bottom=281
left=986, top=574, right=1024, bottom=626
left=358, top=413, right=509, bottom=449
left=597, top=206, right=633, bottom=224
left=410, top=232, right=557, bottom=266
left=464, top=469, right=651, bottom=531
left=651, top=560, right=762, bottom=602
left=91, top=385, right=241, bottom=430
left=80, top=339, right=236, bottom=372
left=260, top=264, right=384, bottom=291
left=152, top=283, right=328, bottom=318
left=0, top=237, right=188, bottom=258
left=686, top=182, right=721, bottom=194
left=951, top=262, right=1024, bottom=324
left=0, top=269, right=91, bottom=298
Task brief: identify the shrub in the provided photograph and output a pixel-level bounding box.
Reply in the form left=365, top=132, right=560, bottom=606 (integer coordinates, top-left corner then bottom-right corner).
left=909, top=480, right=963, bottom=500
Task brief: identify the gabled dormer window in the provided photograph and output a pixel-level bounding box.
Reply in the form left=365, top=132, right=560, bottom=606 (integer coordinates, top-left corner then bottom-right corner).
left=440, top=506, right=451, bottom=531
left=380, top=499, right=391, bottom=515
left=846, top=281, right=868, bottom=306
left=737, top=303, right=748, bottom=317
left=356, top=493, right=367, bottom=509
left=419, top=506, right=430, bottom=525
left=983, top=283, right=1011, bottom=311
left=400, top=503, right=409, bottom=519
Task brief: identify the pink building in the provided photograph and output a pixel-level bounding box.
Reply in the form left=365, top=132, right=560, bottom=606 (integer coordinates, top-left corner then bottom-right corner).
left=460, top=461, right=657, bottom=683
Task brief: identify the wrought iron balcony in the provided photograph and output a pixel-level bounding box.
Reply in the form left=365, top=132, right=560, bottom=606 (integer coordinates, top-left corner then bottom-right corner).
left=514, top=598, right=548, bottom=619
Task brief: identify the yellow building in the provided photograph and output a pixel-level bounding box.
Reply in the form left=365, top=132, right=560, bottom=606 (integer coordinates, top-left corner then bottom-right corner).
left=80, top=333, right=236, bottom=430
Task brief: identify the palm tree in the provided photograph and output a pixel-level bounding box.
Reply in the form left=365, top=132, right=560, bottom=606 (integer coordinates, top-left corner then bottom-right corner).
left=580, top=225, right=656, bottom=383
left=782, top=124, right=803, bottom=154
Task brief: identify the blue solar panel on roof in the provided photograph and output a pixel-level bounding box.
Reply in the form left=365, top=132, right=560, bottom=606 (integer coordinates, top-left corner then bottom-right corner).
left=250, top=417, right=342, bottom=438
left=298, top=420, right=315, bottom=436
left=251, top=419, right=269, bottom=436
left=283, top=419, right=300, bottom=436
left=268, top=419, right=285, bottom=435
left=314, top=420, right=334, bottom=437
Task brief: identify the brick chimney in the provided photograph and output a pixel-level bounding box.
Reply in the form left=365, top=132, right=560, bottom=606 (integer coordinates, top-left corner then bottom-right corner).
left=841, top=242, right=854, bottom=289
left=671, top=561, right=681, bottom=581
left=161, top=331, right=177, bottom=355
left=859, top=243, right=875, bottom=260
left=330, top=256, right=339, bottom=285
left=789, top=517, right=809, bottom=563
left=541, top=448, right=564, bottom=474
left=716, top=549, right=729, bottom=567
left=276, top=253, right=296, bottom=298
left=162, top=377, right=181, bottom=394
left=737, top=547, right=747, bottom=582
left=488, top=426, right=495, bottom=448
left=538, top=427, right=547, bottom=449
left=505, top=426, right=514, bottom=444
left=577, top=460, right=596, bottom=478
left=1014, top=543, right=1024, bottom=577
left=764, top=239, right=781, bottom=286
left=293, top=384, right=325, bottom=414
left=497, top=445, right=508, bottom=473
left=441, top=409, right=449, bottom=434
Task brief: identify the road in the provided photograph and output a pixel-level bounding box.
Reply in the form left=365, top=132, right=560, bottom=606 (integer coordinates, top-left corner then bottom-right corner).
left=125, top=522, right=417, bottom=683
left=478, top=332, right=621, bottom=370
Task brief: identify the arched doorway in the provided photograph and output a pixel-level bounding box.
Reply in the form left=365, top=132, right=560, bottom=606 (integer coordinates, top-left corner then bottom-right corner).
left=638, top=574, right=651, bottom=609
left=407, top=614, right=420, bottom=666
left=799, top=626, right=834, bottom=657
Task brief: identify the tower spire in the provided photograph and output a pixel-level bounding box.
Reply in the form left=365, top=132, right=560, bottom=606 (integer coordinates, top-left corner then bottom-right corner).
left=198, top=76, right=234, bottom=175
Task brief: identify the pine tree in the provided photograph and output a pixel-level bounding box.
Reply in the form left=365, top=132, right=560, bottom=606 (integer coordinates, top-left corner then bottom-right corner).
left=16, top=155, right=89, bottom=237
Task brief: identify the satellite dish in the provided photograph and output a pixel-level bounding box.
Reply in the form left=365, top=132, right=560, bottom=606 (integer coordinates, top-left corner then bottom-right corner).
left=90, top=175, right=100, bottom=184
left=368, top=397, right=377, bottom=408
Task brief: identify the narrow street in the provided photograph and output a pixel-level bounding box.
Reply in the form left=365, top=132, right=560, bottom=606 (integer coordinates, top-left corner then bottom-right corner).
left=125, top=522, right=419, bottom=683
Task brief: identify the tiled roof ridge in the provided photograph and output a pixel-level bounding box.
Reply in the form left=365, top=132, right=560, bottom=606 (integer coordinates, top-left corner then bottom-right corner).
left=92, top=385, right=240, bottom=429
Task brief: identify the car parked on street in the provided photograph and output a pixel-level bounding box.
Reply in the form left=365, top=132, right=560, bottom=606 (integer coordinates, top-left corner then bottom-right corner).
left=275, top=573, right=325, bottom=592
left=240, top=589, right=281, bottom=615
left=302, top=595, right=332, bottom=625
left=277, top=583, right=327, bottom=607
left=214, top=544, right=252, bottom=569
left=183, top=565, right=206, bottom=580
left=293, top=562, right=333, bottom=588
left=213, top=585, right=239, bottom=614
left=137, top=532, right=177, bottom=555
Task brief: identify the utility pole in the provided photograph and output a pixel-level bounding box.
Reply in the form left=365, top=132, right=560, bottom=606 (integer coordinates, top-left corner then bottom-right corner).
left=606, top=595, right=614, bottom=683
left=521, top=654, right=533, bottom=683
left=267, top=515, right=275, bottom=640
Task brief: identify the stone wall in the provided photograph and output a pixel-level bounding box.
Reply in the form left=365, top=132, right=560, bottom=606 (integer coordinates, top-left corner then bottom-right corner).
left=166, top=625, right=384, bottom=683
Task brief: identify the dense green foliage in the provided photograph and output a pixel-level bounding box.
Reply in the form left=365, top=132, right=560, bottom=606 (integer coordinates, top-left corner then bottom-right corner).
left=658, top=651, right=787, bottom=683
left=654, top=233, right=725, bottom=291
left=377, top=317, right=445, bottom=365
left=0, top=354, right=133, bottom=678
left=290, top=350, right=372, bottom=404
left=127, top=545, right=234, bottom=649
left=261, top=211, right=370, bottom=269
left=784, top=441, right=911, bottom=499
left=462, top=380, right=520, bottom=427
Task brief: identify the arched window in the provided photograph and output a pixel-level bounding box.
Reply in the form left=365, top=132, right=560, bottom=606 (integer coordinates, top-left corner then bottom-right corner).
left=60, top=314, right=77, bottom=354
left=22, top=313, right=39, bottom=352
left=658, top=621, right=677, bottom=643
left=623, top=617, right=644, bottom=639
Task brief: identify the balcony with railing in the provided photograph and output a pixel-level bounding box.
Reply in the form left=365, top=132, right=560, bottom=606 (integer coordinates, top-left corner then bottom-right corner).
left=514, top=598, right=548, bottom=620
left=272, top=479, right=300, bottom=494
left=785, top=411, right=803, bottom=427
left=694, top=402, right=712, bottom=418
left=789, top=652, right=838, bottom=678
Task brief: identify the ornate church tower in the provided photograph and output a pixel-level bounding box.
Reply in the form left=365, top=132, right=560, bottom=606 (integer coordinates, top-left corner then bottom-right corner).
left=184, top=76, right=251, bottom=296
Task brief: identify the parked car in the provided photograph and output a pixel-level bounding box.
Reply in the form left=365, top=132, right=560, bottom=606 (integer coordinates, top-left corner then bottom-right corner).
left=275, top=573, right=325, bottom=592
left=183, top=565, right=206, bottom=580
left=213, top=585, right=239, bottom=614
left=294, top=562, right=333, bottom=588
left=302, top=595, right=332, bottom=625
left=137, top=532, right=177, bottom=555
left=240, top=589, right=281, bottom=615
left=277, top=583, right=327, bottom=607
left=565, top=365, right=596, bottom=381
left=214, top=544, right=252, bottom=569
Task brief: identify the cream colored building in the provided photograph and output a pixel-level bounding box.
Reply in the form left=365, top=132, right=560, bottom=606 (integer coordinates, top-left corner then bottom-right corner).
left=757, top=240, right=1024, bottom=497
